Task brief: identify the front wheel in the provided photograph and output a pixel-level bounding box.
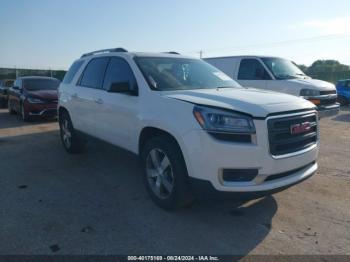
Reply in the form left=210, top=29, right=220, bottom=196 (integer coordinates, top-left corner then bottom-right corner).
left=141, top=136, right=194, bottom=210
left=337, top=96, right=349, bottom=106
left=59, top=111, right=86, bottom=153
left=21, top=103, right=31, bottom=122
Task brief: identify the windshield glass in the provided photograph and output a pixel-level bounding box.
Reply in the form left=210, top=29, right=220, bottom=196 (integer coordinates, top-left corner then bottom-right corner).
left=262, top=58, right=307, bottom=80
left=23, top=79, right=60, bottom=91
left=135, top=57, right=241, bottom=91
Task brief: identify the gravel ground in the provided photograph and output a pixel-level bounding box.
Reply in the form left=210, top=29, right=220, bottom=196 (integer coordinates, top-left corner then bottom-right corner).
left=0, top=107, right=349, bottom=255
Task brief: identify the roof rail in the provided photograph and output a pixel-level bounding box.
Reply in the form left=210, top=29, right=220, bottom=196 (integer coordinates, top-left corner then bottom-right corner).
left=81, top=48, right=128, bottom=58
left=164, top=51, right=180, bottom=55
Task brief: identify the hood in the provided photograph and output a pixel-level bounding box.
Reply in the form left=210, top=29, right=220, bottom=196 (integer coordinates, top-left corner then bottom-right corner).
left=163, top=87, right=315, bottom=118
left=288, top=78, right=335, bottom=91
left=26, top=89, right=58, bottom=100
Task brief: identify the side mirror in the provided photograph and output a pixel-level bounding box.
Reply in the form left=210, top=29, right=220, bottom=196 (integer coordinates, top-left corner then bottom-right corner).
left=108, top=82, right=137, bottom=95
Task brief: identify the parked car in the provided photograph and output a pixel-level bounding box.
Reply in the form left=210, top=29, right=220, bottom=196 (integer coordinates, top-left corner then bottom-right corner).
left=8, top=76, right=60, bottom=121
left=205, top=56, right=339, bottom=118
left=336, top=79, right=350, bottom=105
left=58, top=48, right=319, bottom=209
left=0, top=79, right=14, bottom=107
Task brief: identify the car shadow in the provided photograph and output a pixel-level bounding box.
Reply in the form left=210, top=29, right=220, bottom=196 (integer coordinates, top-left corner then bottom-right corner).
left=0, top=130, right=277, bottom=255
left=331, top=106, right=350, bottom=122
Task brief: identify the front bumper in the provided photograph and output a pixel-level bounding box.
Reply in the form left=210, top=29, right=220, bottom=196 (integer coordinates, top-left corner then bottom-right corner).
left=24, top=102, right=58, bottom=118
left=317, top=103, right=340, bottom=118
left=180, top=118, right=319, bottom=193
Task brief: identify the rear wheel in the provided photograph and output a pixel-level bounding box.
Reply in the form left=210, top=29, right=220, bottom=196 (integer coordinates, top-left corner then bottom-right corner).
left=8, top=100, right=16, bottom=115
left=141, top=136, right=194, bottom=210
left=59, top=111, right=86, bottom=153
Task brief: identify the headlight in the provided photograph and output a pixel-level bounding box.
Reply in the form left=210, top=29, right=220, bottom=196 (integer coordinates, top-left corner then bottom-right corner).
left=300, top=89, right=320, bottom=97
left=27, top=97, right=44, bottom=104
left=193, top=105, right=255, bottom=134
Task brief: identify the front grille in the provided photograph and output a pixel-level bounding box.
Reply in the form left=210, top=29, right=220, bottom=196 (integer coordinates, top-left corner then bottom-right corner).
left=320, top=90, right=336, bottom=95
left=320, top=98, right=337, bottom=106
left=267, top=112, right=318, bottom=156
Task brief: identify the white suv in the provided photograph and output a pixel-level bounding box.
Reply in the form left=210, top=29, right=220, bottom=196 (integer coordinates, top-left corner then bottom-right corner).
left=58, top=48, right=319, bottom=209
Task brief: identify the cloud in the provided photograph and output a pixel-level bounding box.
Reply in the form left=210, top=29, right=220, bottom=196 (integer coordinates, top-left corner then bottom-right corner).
left=297, top=17, right=350, bottom=35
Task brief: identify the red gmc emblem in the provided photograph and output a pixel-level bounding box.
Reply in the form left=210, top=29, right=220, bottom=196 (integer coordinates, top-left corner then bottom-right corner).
left=290, top=122, right=311, bottom=135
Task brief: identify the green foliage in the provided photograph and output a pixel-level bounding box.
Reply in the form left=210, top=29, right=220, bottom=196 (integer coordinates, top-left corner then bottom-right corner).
left=298, top=60, right=350, bottom=83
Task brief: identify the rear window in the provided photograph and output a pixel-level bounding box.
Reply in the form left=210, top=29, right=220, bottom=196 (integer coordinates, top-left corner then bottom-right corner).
left=23, top=79, right=60, bottom=91
left=62, top=60, right=84, bottom=84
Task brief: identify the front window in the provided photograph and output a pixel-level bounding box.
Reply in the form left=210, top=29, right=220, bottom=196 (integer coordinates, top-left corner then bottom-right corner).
left=135, top=57, right=241, bottom=91
left=262, top=58, right=307, bottom=80
left=23, top=79, right=60, bottom=91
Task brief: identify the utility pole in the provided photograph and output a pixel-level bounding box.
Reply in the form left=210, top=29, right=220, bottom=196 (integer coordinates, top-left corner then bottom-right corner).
left=199, top=50, right=203, bottom=59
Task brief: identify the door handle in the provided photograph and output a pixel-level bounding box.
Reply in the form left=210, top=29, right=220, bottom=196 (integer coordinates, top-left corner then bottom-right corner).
left=95, top=98, right=103, bottom=104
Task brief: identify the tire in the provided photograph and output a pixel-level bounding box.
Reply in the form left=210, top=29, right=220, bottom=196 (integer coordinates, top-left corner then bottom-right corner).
left=141, top=136, right=194, bottom=210
left=337, top=96, right=348, bottom=106
left=8, top=100, right=16, bottom=115
left=20, top=103, right=31, bottom=122
left=59, top=111, right=86, bottom=154
left=0, top=98, right=6, bottom=108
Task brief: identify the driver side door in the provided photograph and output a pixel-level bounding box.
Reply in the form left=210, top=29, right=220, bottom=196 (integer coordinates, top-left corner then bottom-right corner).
left=236, top=58, right=272, bottom=90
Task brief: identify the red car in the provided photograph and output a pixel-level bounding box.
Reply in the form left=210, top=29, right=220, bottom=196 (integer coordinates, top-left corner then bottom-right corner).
left=8, top=76, right=60, bottom=121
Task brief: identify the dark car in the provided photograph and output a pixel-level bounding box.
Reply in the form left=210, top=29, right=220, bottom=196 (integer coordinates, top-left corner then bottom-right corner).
left=0, top=79, right=15, bottom=107
left=336, top=79, right=350, bottom=105
left=8, top=76, right=60, bottom=121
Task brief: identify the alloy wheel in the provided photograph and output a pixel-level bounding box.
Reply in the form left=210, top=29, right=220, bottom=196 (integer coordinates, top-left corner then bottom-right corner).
left=61, top=118, right=72, bottom=148
left=146, top=148, right=174, bottom=199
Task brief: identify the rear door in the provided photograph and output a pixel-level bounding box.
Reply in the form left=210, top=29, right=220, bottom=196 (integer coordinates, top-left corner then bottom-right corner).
left=96, top=57, right=139, bottom=150
left=73, top=57, right=110, bottom=136
left=236, top=58, right=272, bottom=90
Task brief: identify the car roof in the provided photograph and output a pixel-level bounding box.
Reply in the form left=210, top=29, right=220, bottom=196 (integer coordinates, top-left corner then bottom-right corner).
left=17, top=76, right=59, bottom=81
left=204, top=55, right=285, bottom=60
left=78, top=48, right=196, bottom=60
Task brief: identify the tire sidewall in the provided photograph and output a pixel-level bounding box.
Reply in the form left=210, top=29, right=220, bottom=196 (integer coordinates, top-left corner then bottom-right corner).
left=59, top=112, right=73, bottom=152
left=141, top=136, right=192, bottom=209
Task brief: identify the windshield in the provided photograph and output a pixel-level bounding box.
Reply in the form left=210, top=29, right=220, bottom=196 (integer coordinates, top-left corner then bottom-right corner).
left=262, top=58, right=307, bottom=80
left=135, top=57, right=241, bottom=91
left=23, top=79, right=60, bottom=91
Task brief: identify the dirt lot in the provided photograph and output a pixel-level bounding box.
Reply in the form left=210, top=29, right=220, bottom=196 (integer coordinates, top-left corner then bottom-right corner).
left=0, top=108, right=349, bottom=255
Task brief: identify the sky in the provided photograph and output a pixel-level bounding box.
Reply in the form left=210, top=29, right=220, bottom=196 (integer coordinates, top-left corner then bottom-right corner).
left=0, top=0, right=350, bottom=69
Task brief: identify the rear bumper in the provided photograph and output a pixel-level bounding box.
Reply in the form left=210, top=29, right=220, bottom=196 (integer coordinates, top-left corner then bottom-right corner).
left=317, top=103, right=340, bottom=118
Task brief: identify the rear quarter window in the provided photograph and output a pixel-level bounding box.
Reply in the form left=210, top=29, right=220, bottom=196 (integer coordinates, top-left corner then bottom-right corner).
left=62, top=60, right=84, bottom=84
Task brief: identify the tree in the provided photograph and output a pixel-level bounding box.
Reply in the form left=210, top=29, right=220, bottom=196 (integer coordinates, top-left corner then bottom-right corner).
left=307, top=60, right=350, bottom=74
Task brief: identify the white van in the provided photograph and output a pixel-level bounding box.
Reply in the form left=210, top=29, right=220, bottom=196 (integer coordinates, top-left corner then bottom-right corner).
left=205, top=56, right=339, bottom=117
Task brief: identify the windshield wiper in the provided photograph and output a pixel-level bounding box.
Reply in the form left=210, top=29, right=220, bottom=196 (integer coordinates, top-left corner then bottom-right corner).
left=215, top=86, right=236, bottom=90
left=276, top=74, right=297, bottom=80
